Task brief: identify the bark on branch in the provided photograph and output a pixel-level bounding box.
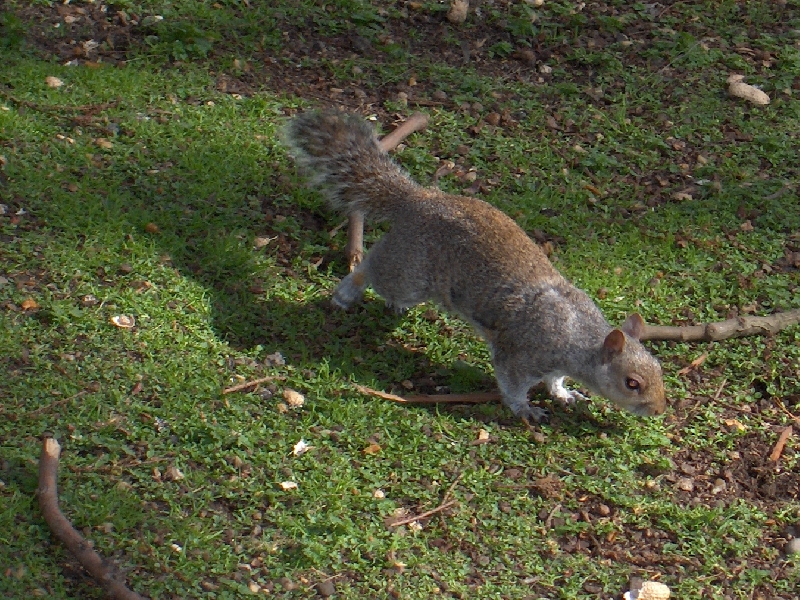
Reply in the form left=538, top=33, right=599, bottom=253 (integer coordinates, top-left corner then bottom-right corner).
left=37, top=436, right=148, bottom=600
left=639, top=309, right=800, bottom=342
left=345, top=112, right=430, bottom=270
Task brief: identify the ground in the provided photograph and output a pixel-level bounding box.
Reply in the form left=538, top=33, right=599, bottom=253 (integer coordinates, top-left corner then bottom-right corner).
left=1, top=1, right=799, bottom=599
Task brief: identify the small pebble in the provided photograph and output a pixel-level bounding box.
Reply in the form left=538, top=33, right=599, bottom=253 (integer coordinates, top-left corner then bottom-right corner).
left=278, top=577, right=297, bottom=591
left=316, top=579, right=336, bottom=597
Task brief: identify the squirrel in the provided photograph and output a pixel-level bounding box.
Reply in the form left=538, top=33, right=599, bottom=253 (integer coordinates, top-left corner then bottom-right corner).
left=285, top=110, right=666, bottom=425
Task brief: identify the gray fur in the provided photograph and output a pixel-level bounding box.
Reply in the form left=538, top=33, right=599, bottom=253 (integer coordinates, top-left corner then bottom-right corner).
left=286, top=110, right=667, bottom=423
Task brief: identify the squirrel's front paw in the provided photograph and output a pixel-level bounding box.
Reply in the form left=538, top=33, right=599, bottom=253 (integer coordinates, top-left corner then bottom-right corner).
left=547, top=377, right=587, bottom=406
left=553, top=388, right=587, bottom=405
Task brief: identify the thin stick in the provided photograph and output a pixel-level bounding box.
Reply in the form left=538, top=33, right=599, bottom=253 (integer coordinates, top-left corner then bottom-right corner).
left=0, top=84, right=119, bottom=114
left=442, top=471, right=464, bottom=503
left=328, top=218, right=349, bottom=238
left=28, top=391, right=88, bottom=416
left=544, top=503, right=563, bottom=530
left=712, top=377, right=728, bottom=401
left=353, top=383, right=500, bottom=404
left=768, top=426, right=793, bottom=462
left=402, top=392, right=501, bottom=404
left=353, top=384, right=408, bottom=402
left=222, top=375, right=285, bottom=395
left=776, top=400, right=800, bottom=426
left=37, top=436, right=148, bottom=600
left=387, top=499, right=457, bottom=528
left=345, top=112, right=430, bottom=270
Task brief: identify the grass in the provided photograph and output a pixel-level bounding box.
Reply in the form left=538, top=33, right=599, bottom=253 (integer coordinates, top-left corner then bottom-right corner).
left=1, top=1, right=800, bottom=598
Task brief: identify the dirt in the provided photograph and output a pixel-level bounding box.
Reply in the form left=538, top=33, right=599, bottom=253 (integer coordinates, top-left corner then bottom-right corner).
left=6, top=1, right=799, bottom=598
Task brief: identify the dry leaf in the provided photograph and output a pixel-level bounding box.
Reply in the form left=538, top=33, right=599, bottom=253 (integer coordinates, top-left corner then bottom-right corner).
left=677, top=352, right=708, bottom=375
left=283, top=388, right=305, bottom=407
left=624, top=580, right=671, bottom=600
left=45, top=76, right=64, bottom=88
left=95, top=138, right=113, bottom=149
left=363, top=442, right=382, bottom=455
left=293, top=439, right=311, bottom=456
left=723, top=418, right=746, bottom=432
left=21, top=298, right=40, bottom=311
left=165, top=465, right=184, bottom=481
left=280, top=481, right=298, bottom=490
left=110, top=314, right=136, bottom=328
left=447, top=0, right=469, bottom=24
left=253, top=236, right=274, bottom=249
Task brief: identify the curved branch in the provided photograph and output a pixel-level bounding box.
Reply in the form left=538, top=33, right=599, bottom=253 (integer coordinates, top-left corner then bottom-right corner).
left=37, top=436, right=149, bottom=600
left=639, top=309, right=800, bottom=342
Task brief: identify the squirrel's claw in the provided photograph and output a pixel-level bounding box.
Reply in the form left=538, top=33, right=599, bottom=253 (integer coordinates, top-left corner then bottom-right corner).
left=519, top=405, right=549, bottom=430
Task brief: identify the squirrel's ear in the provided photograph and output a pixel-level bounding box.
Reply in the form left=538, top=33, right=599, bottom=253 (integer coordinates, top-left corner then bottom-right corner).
left=620, top=313, right=645, bottom=340
left=602, top=329, right=626, bottom=364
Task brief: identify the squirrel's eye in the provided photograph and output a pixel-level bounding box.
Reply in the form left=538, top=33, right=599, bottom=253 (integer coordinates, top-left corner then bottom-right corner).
left=625, top=377, right=641, bottom=391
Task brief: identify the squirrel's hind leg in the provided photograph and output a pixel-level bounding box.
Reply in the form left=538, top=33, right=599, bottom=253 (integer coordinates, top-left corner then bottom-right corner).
left=332, top=267, right=369, bottom=309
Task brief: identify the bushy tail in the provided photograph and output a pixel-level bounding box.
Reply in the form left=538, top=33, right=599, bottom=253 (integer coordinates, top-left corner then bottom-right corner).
left=284, top=111, right=419, bottom=219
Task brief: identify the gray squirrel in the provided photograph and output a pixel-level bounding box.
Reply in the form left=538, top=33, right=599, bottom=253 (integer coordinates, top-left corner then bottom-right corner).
left=285, top=111, right=666, bottom=425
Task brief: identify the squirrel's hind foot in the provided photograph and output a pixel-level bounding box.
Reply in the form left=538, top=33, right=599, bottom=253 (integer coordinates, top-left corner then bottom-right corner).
left=332, top=271, right=368, bottom=309
left=518, top=405, right=550, bottom=428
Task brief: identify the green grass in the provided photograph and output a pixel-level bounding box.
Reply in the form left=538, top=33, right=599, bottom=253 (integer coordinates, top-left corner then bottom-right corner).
left=1, top=1, right=800, bottom=598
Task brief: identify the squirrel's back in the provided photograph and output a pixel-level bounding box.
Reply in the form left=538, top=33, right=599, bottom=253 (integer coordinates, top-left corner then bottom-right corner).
left=285, top=111, right=563, bottom=286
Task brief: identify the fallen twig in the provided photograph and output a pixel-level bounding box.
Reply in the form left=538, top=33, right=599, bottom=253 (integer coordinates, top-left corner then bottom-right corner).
left=442, top=471, right=464, bottom=503
left=544, top=503, right=563, bottom=530
left=768, top=426, right=793, bottom=462
left=713, top=377, right=728, bottom=401
left=776, top=401, right=800, bottom=426
left=403, top=392, right=502, bottom=404
left=222, top=375, right=285, bottom=395
left=387, top=499, right=458, bottom=528
left=353, top=383, right=500, bottom=404
left=0, top=84, right=119, bottom=114
left=345, top=112, right=430, bottom=270
left=37, top=436, right=148, bottom=600
left=639, top=309, right=800, bottom=342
